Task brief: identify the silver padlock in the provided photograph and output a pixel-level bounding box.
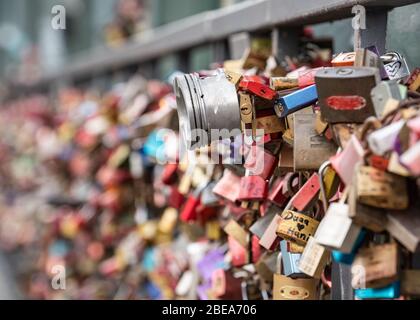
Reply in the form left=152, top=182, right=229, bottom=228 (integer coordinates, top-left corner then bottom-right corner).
left=280, top=240, right=306, bottom=278
left=381, top=51, right=410, bottom=82
left=370, top=81, right=402, bottom=117
left=174, top=69, right=241, bottom=150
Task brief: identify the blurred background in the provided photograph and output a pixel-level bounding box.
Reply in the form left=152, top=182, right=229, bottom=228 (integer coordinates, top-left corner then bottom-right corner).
left=0, top=0, right=419, bottom=300
left=0, top=0, right=420, bottom=84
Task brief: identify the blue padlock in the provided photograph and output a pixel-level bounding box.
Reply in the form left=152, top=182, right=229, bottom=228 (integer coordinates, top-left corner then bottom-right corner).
left=332, top=229, right=367, bottom=265
left=355, top=281, right=400, bottom=300
left=280, top=240, right=306, bottom=278
left=274, top=84, right=318, bottom=118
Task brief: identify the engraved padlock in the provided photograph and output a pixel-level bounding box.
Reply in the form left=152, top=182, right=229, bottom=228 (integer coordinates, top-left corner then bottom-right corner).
left=381, top=51, right=410, bottom=82
left=237, top=175, right=269, bottom=202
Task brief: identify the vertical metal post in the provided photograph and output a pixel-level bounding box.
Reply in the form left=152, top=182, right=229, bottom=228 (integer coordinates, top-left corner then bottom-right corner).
left=178, top=49, right=191, bottom=73
left=212, top=40, right=228, bottom=64
left=275, top=27, right=301, bottom=62
left=331, top=262, right=354, bottom=300
left=228, top=32, right=250, bottom=60
left=360, top=9, right=389, bottom=55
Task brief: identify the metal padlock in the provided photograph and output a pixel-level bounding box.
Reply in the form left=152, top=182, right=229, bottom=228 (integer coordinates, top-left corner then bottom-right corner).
left=179, top=193, right=201, bottom=222
left=351, top=242, right=399, bottom=289
left=297, top=68, right=323, bottom=88
left=244, top=145, right=277, bottom=180
left=331, top=229, right=366, bottom=265
left=298, top=236, right=330, bottom=279
left=354, top=48, right=379, bottom=68
left=401, top=270, right=420, bottom=296
left=224, top=219, right=249, bottom=249
left=293, top=113, right=337, bottom=171
left=259, top=214, right=282, bottom=251
left=237, top=175, right=269, bottom=201
left=355, top=281, right=400, bottom=300
left=200, top=181, right=220, bottom=207
left=400, top=141, right=420, bottom=176
left=277, top=209, right=320, bottom=246
left=291, top=173, right=321, bottom=212
left=249, top=210, right=277, bottom=240
left=407, top=68, right=420, bottom=92
left=367, top=119, right=405, bottom=156
left=386, top=207, right=420, bottom=252
left=255, top=252, right=277, bottom=284
left=158, top=208, right=178, bottom=234
left=370, top=81, right=402, bottom=117
left=381, top=51, right=410, bottom=82
left=331, top=52, right=355, bottom=67
left=241, top=276, right=268, bottom=300
left=274, top=85, right=318, bottom=118
left=356, top=165, right=409, bottom=210
left=239, top=80, right=277, bottom=100
left=270, top=77, right=298, bottom=90
left=212, top=169, right=241, bottom=203
left=330, top=135, right=364, bottom=186
left=239, top=92, right=254, bottom=124
left=348, top=173, right=386, bottom=233
left=279, top=241, right=306, bottom=278
left=168, top=186, right=186, bottom=209
left=174, top=69, right=241, bottom=149
left=278, top=143, right=294, bottom=171
left=211, top=268, right=243, bottom=300
left=267, top=177, right=289, bottom=207
left=315, top=67, right=380, bottom=123
left=314, top=187, right=363, bottom=254
left=273, top=252, right=320, bottom=300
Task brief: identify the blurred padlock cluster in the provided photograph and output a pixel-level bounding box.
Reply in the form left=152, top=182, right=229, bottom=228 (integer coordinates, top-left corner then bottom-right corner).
left=0, top=34, right=419, bottom=300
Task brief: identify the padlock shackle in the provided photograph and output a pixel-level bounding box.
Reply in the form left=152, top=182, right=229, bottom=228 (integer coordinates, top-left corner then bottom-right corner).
left=318, top=160, right=331, bottom=213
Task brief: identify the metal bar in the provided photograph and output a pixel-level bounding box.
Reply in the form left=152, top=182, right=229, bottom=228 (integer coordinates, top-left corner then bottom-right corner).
left=21, top=0, right=417, bottom=87
left=331, top=262, right=354, bottom=300
left=360, top=9, right=389, bottom=55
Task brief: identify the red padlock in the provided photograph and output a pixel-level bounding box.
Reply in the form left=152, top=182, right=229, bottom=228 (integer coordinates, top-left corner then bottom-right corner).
left=268, top=177, right=289, bottom=207
left=244, top=145, right=277, bottom=180
left=168, top=186, right=185, bottom=210
left=291, top=173, right=321, bottom=211
left=161, top=163, right=178, bottom=185
left=369, top=155, right=390, bottom=172
left=180, top=194, right=201, bottom=222
left=298, top=67, right=323, bottom=88
left=238, top=176, right=269, bottom=201
left=239, top=80, right=277, bottom=100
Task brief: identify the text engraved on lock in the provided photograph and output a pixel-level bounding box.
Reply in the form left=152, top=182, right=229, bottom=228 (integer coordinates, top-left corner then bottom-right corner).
left=238, top=176, right=268, bottom=201
left=277, top=210, right=319, bottom=246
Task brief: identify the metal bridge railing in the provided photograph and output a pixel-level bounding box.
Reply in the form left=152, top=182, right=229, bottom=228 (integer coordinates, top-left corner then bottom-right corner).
left=19, top=0, right=418, bottom=89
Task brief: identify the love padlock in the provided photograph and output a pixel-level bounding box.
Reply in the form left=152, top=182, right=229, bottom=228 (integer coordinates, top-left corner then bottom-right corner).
left=244, top=145, right=277, bottom=180
left=277, top=210, right=320, bottom=246
left=291, top=173, right=321, bottom=212
left=267, top=177, right=289, bottom=207
left=180, top=194, right=201, bottom=222
left=239, top=80, right=277, bottom=100
left=238, top=176, right=269, bottom=201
